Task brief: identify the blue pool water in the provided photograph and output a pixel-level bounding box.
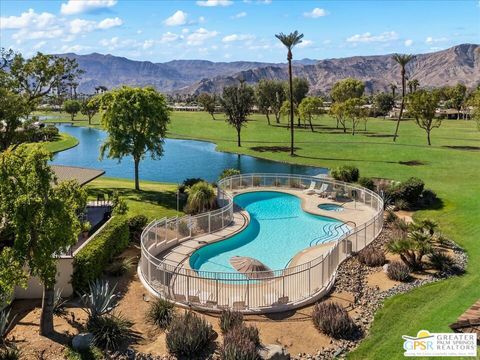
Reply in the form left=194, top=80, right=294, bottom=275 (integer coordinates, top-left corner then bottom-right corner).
left=190, top=191, right=350, bottom=273
left=318, top=204, right=344, bottom=212
left=51, top=124, right=327, bottom=183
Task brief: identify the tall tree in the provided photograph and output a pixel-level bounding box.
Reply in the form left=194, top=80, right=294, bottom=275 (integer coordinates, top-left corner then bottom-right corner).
left=0, top=145, right=86, bottom=335
left=255, top=79, right=282, bottom=125
left=220, top=81, right=255, bottom=147
left=291, top=78, right=309, bottom=127
left=445, top=83, right=467, bottom=119
left=197, top=93, right=217, bottom=120
left=100, top=86, right=170, bottom=191
left=271, top=81, right=286, bottom=123
left=374, top=93, right=395, bottom=117
left=329, top=101, right=348, bottom=133
left=344, top=98, right=367, bottom=135
left=0, top=87, right=30, bottom=150
left=275, top=31, right=304, bottom=156
left=63, top=99, right=81, bottom=121
left=411, top=79, right=419, bottom=92
left=81, top=97, right=100, bottom=125
left=298, top=96, right=323, bottom=132
left=331, top=78, right=365, bottom=103
left=7, top=52, right=83, bottom=107
left=407, top=89, right=441, bottom=145
left=389, top=83, right=397, bottom=99
left=392, top=53, right=414, bottom=142
left=467, top=88, right=480, bottom=130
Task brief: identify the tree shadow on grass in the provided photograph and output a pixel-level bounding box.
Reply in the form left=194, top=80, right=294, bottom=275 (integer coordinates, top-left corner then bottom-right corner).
left=296, top=154, right=398, bottom=165
left=88, top=187, right=181, bottom=211
left=250, top=146, right=301, bottom=153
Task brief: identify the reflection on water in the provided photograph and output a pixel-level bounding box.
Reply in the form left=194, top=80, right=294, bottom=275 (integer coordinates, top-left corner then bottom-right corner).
left=51, top=124, right=327, bottom=183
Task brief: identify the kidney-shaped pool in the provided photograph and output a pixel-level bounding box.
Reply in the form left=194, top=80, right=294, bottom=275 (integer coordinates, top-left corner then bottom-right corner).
left=189, top=191, right=351, bottom=273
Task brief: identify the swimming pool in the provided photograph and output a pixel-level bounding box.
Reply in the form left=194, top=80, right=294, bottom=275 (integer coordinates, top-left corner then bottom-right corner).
left=189, top=191, right=350, bottom=274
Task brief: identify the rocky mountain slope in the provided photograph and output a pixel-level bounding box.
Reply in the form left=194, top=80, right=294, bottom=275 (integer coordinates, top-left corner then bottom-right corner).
left=61, top=44, right=479, bottom=95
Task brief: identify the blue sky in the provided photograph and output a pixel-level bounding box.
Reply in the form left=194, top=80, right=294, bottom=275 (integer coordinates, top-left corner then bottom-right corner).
left=1, top=0, right=479, bottom=63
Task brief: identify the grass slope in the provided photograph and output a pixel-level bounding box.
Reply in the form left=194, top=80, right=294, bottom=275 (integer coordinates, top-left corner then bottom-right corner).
left=86, top=177, right=183, bottom=220
left=41, top=110, right=480, bottom=358
left=41, top=133, right=79, bottom=153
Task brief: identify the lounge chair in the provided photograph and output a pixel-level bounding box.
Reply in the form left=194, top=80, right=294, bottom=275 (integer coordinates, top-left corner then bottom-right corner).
left=302, top=181, right=316, bottom=194
left=314, top=183, right=329, bottom=197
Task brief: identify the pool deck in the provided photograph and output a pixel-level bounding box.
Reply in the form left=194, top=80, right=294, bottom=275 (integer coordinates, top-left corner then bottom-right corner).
left=155, top=186, right=376, bottom=274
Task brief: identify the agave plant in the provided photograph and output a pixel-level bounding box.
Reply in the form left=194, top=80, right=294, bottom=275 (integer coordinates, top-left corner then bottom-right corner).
left=0, top=309, right=15, bottom=346
left=80, top=280, right=119, bottom=319
left=53, top=288, right=68, bottom=315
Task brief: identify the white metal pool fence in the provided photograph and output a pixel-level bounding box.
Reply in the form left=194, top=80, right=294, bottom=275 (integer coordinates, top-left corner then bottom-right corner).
left=139, top=173, right=384, bottom=312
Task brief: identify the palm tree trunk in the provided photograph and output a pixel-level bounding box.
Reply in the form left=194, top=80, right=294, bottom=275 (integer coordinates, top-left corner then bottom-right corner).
left=393, top=69, right=406, bottom=142
left=288, top=58, right=294, bottom=156
left=40, top=285, right=55, bottom=335
left=237, top=128, right=241, bottom=147
left=134, top=157, right=140, bottom=191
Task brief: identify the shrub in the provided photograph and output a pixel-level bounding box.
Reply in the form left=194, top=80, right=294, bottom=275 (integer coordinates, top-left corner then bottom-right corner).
left=387, top=261, right=411, bottom=282
left=357, top=248, right=386, bottom=267
left=179, top=178, right=205, bottom=193
left=111, top=191, right=128, bottom=215
left=64, top=346, right=103, bottom=360
left=186, top=181, right=217, bottom=214
left=0, top=346, right=20, bottom=360
left=72, top=216, right=130, bottom=291
left=178, top=219, right=190, bottom=237
left=428, top=251, right=455, bottom=272
left=357, top=177, right=375, bottom=191
left=385, top=210, right=398, bottom=224
left=330, top=165, right=360, bottom=183
left=41, top=125, right=59, bottom=141
left=222, top=324, right=260, bottom=360
left=105, top=257, right=135, bottom=277
left=219, top=310, right=244, bottom=335
left=146, top=298, right=175, bottom=329
left=394, top=198, right=410, bottom=211
left=127, top=215, right=148, bottom=242
left=219, top=168, right=241, bottom=180
left=87, top=313, right=134, bottom=351
left=166, top=311, right=215, bottom=358
left=391, top=177, right=425, bottom=206
left=312, top=302, right=357, bottom=339
left=0, top=309, right=14, bottom=346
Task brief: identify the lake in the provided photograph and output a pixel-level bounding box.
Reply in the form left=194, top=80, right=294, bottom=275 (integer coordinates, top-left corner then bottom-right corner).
left=51, top=124, right=327, bottom=183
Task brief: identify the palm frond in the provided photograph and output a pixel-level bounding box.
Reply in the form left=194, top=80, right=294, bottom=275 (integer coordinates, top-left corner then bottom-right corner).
left=275, top=31, right=304, bottom=49
left=392, top=53, right=415, bottom=67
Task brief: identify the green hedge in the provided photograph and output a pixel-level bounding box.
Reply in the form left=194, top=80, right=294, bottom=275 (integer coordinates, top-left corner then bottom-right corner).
left=72, top=216, right=130, bottom=291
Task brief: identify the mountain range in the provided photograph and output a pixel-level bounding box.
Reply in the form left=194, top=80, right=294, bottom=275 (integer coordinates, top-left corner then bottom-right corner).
left=59, top=43, right=480, bottom=95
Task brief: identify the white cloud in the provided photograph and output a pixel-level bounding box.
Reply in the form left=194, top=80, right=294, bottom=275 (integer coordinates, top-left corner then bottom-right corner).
left=60, top=44, right=87, bottom=53
left=222, top=34, right=255, bottom=42
left=69, top=18, right=96, bottom=34
left=182, top=28, right=190, bottom=34
left=142, top=40, right=154, bottom=49
left=322, top=39, right=331, bottom=45
left=12, top=28, right=64, bottom=42
left=33, top=41, right=47, bottom=50
left=160, top=32, right=179, bottom=43
left=97, top=17, right=123, bottom=29
left=196, top=0, right=233, bottom=7
left=346, top=31, right=399, bottom=43
left=425, top=36, right=448, bottom=44
left=0, top=9, right=56, bottom=29
left=186, top=28, right=218, bottom=45
left=232, top=11, right=247, bottom=19
left=60, top=0, right=117, bottom=15
left=404, top=39, right=413, bottom=47
left=297, top=39, right=313, bottom=48
left=164, top=10, right=188, bottom=26
left=304, top=8, right=328, bottom=18
left=99, top=36, right=155, bottom=52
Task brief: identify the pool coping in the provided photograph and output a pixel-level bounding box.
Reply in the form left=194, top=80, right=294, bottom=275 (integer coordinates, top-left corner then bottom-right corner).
left=159, top=187, right=375, bottom=276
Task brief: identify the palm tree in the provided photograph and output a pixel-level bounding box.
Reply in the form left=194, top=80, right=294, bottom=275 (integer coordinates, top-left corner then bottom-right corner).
left=411, top=79, right=419, bottom=92
left=392, top=53, right=414, bottom=142
left=407, top=80, right=414, bottom=94
left=275, top=31, right=304, bottom=156
left=389, top=83, right=397, bottom=99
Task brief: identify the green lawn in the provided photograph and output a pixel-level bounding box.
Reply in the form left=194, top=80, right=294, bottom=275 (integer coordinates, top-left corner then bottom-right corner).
left=41, top=132, right=79, bottom=153
left=85, top=177, right=183, bottom=220
left=167, top=112, right=480, bottom=359
left=41, top=110, right=480, bottom=358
